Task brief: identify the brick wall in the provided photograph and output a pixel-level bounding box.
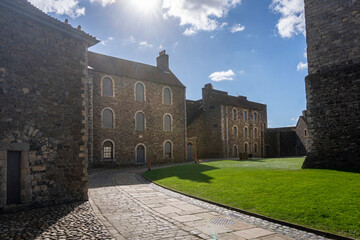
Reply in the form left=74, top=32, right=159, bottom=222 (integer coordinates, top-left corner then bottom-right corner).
left=89, top=71, right=186, bottom=165
left=0, top=5, right=92, bottom=208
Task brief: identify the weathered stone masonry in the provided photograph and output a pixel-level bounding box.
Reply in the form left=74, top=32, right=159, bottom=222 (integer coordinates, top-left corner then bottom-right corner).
left=303, top=0, right=360, bottom=168
left=88, top=52, right=186, bottom=166
left=0, top=0, right=98, bottom=209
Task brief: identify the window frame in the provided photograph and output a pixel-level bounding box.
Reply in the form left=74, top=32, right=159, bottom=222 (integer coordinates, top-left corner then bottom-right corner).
left=163, top=113, right=173, bottom=131
left=163, top=140, right=173, bottom=159
left=232, top=108, right=237, bottom=120
left=134, top=81, right=146, bottom=102
left=163, top=87, right=173, bottom=105
left=135, top=111, right=146, bottom=131
left=101, top=76, right=115, bottom=97
left=101, top=139, right=115, bottom=161
left=101, top=107, right=115, bottom=129
left=135, top=143, right=146, bottom=164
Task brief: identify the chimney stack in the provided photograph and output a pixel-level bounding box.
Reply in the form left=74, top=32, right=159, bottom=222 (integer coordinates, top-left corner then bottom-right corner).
left=157, top=50, right=169, bottom=70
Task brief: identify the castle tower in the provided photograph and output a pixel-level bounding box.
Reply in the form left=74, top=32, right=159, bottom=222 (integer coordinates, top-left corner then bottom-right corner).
left=302, top=0, right=360, bottom=168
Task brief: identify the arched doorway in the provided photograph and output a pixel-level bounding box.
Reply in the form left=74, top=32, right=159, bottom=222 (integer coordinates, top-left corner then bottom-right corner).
left=136, top=145, right=145, bottom=164
left=187, top=143, right=193, bottom=161
left=233, top=145, right=238, bottom=158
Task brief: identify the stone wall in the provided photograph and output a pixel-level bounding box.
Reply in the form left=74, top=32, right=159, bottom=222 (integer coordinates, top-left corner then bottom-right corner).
left=305, top=0, right=360, bottom=74
left=265, top=128, right=296, bottom=158
left=303, top=0, right=360, bottom=168
left=89, top=71, right=186, bottom=165
left=0, top=4, right=92, bottom=209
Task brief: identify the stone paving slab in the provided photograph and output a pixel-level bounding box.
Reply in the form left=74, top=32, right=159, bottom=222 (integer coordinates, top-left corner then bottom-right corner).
left=88, top=167, right=334, bottom=240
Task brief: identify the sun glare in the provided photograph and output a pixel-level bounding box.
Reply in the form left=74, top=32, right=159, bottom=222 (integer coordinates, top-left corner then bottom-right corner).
left=130, top=0, right=160, bottom=14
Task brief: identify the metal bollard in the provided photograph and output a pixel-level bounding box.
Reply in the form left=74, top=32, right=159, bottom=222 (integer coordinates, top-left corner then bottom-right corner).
left=148, top=158, right=151, bottom=171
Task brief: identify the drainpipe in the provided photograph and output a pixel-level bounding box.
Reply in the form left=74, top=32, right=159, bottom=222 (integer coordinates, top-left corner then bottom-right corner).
left=224, top=106, right=228, bottom=158
left=184, top=89, right=187, bottom=161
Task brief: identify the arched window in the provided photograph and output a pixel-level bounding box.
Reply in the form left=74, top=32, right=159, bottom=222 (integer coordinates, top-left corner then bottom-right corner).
left=135, top=82, right=145, bottom=102
left=164, top=141, right=172, bottom=158
left=102, top=108, right=114, bottom=128
left=244, top=127, right=248, bottom=138
left=232, top=109, right=237, bottom=120
left=244, top=143, right=248, bottom=153
left=243, top=111, right=248, bottom=121
left=233, top=126, right=237, bottom=137
left=253, top=112, right=258, bottom=123
left=233, top=145, right=238, bottom=158
left=254, top=143, right=258, bottom=153
left=254, top=128, right=257, bottom=139
left=102, top=77, right=113, bottom=97
left=164, top=114, right=172, bottom=131
left=103, top=141, right=114, bottom=160
left=136, top=144, right=146, bottom=164
left=163, top=87, right=172, bottom=105
left=135, top=112, right=145, bottom=131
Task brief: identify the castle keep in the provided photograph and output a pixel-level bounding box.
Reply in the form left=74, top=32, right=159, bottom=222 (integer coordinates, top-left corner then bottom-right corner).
left=0, top=0, right=98, bottom=209
left=302, top=0, right=360, bottom=168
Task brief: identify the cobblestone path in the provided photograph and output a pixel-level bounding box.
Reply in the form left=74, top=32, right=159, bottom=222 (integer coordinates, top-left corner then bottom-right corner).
left=88, top=167, right=332, bottom=240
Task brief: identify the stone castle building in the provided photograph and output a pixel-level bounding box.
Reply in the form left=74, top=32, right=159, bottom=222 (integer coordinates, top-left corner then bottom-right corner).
left=187, top=84, right=267, bottom=159
left=87, top=51, right=186, bottom=166
left=0, top=0, right=98, bottom=209
left=265, top=111, right=309, bottom=158
left=302, top=0, right=360, bottom=168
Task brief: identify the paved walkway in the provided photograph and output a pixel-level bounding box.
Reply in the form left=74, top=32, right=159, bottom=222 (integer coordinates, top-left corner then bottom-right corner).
left=88, top=166, right=330, bottom=240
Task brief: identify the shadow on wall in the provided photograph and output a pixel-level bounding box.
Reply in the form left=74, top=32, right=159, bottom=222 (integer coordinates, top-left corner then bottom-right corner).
left=144, top=163, right=219, bottom=183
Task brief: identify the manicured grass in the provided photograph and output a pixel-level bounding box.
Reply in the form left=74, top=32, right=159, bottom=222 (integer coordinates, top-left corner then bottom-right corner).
left=144, top=158, right=360, bottom=239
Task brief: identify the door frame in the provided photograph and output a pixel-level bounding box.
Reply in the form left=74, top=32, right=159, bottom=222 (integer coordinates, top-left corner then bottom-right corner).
left=134, top=143, right=146, bottom=164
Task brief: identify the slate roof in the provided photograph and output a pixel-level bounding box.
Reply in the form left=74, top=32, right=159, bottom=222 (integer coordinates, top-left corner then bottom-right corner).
left=0, top=0, right=98, bottom=46
left=88, top=52, right=185, bottom=88
left=209, top=92, right=266, bottom=111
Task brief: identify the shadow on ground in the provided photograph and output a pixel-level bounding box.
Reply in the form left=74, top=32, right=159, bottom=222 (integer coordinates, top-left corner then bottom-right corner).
left=0, top=202, right=91, bottom=240
left=143, top=163, right=219, bottom=183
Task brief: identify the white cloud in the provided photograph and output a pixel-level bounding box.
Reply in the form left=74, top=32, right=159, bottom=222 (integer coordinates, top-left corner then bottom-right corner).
left=230, top=23, right=245, bottom=33
left=28, top=0, right=85, bottom=18
left=270, top=0, right=305, bottom=38
left=238, top=70, right=244, bottom=74
left=297, top=61, right=308, bottom=71
left=90, top=0, right=116, bottom=7
left=210, top=35, right=215, bottom=39
left=100, top=36, right=114, bottom=45
left=209, top=69, right=235, bottom=82
left=304, top=48, right=307, bottom=58
left=139, top=41, right=153, bottom=48
left=162, top=0, right=242, bottom=35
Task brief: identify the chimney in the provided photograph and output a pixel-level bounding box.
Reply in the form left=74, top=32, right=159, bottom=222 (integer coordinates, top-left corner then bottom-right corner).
left=202, top=83, right=213, bottom=102
left=157, top=50, right=169, bottom=70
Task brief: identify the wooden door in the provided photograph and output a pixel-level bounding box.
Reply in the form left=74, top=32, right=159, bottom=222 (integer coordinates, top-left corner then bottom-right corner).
left=7, top=151, right=21, bottom=205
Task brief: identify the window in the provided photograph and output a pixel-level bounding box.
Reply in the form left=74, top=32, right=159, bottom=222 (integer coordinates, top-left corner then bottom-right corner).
left=164, top=114, right=172, bottom=131
left=213, top=124, right=218, bottom=128
left=253, top=112, right=258, bottom=123
left=254, top=143, right=258, bottom=153
left=232, top=109, right=237, bottom=120
left=244, top=143, right=248, bottom=153
left=102, top=109, right=114, bottom=128
left=102, top=77, right=113, bottom=97
left=244, top=127, right=248, bottom=138
left=210, top=106, right=215, bottom=110
left=304, top=129, right=307, bottom=136
left=254, top=128, right=257, bottom=139
left=233, top=126, right=237, bottom=137
left=164, top=141, right=172, bottom=158
left=103, top=141, right=113, bottom=159
left=135, top=112, right=145, bottom=131
left=233, top=145, right=238, bottom=158
left=135, top=82, right=145, bottom=101
left=163, top=87, right=171, bottom=105
left=243, top=111, right=248, bottom=121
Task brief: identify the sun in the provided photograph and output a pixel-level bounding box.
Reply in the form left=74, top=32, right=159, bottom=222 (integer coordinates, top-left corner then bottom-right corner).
left=129, top=0, right=160, bottom=14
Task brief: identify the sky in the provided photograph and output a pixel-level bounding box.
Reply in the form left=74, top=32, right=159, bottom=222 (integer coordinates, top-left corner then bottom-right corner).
left=29, top=0, right=308, bottom=128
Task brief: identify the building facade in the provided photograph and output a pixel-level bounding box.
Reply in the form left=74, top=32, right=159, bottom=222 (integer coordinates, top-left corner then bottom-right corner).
left=0, top=0, right=97, bottom=210
left=303, top=0, right=360, bottom=168
left=187, top=84, right=267, bottom=159
left=87, top=51, right=186, bottom=166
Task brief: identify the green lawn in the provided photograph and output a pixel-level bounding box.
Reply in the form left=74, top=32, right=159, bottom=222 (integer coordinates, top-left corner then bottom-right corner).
left=144, top=158, right=360, bottom=239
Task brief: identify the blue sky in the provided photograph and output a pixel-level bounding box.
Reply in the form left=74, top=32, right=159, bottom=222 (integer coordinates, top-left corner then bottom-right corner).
left=29, top=0, right=307, bottom=127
